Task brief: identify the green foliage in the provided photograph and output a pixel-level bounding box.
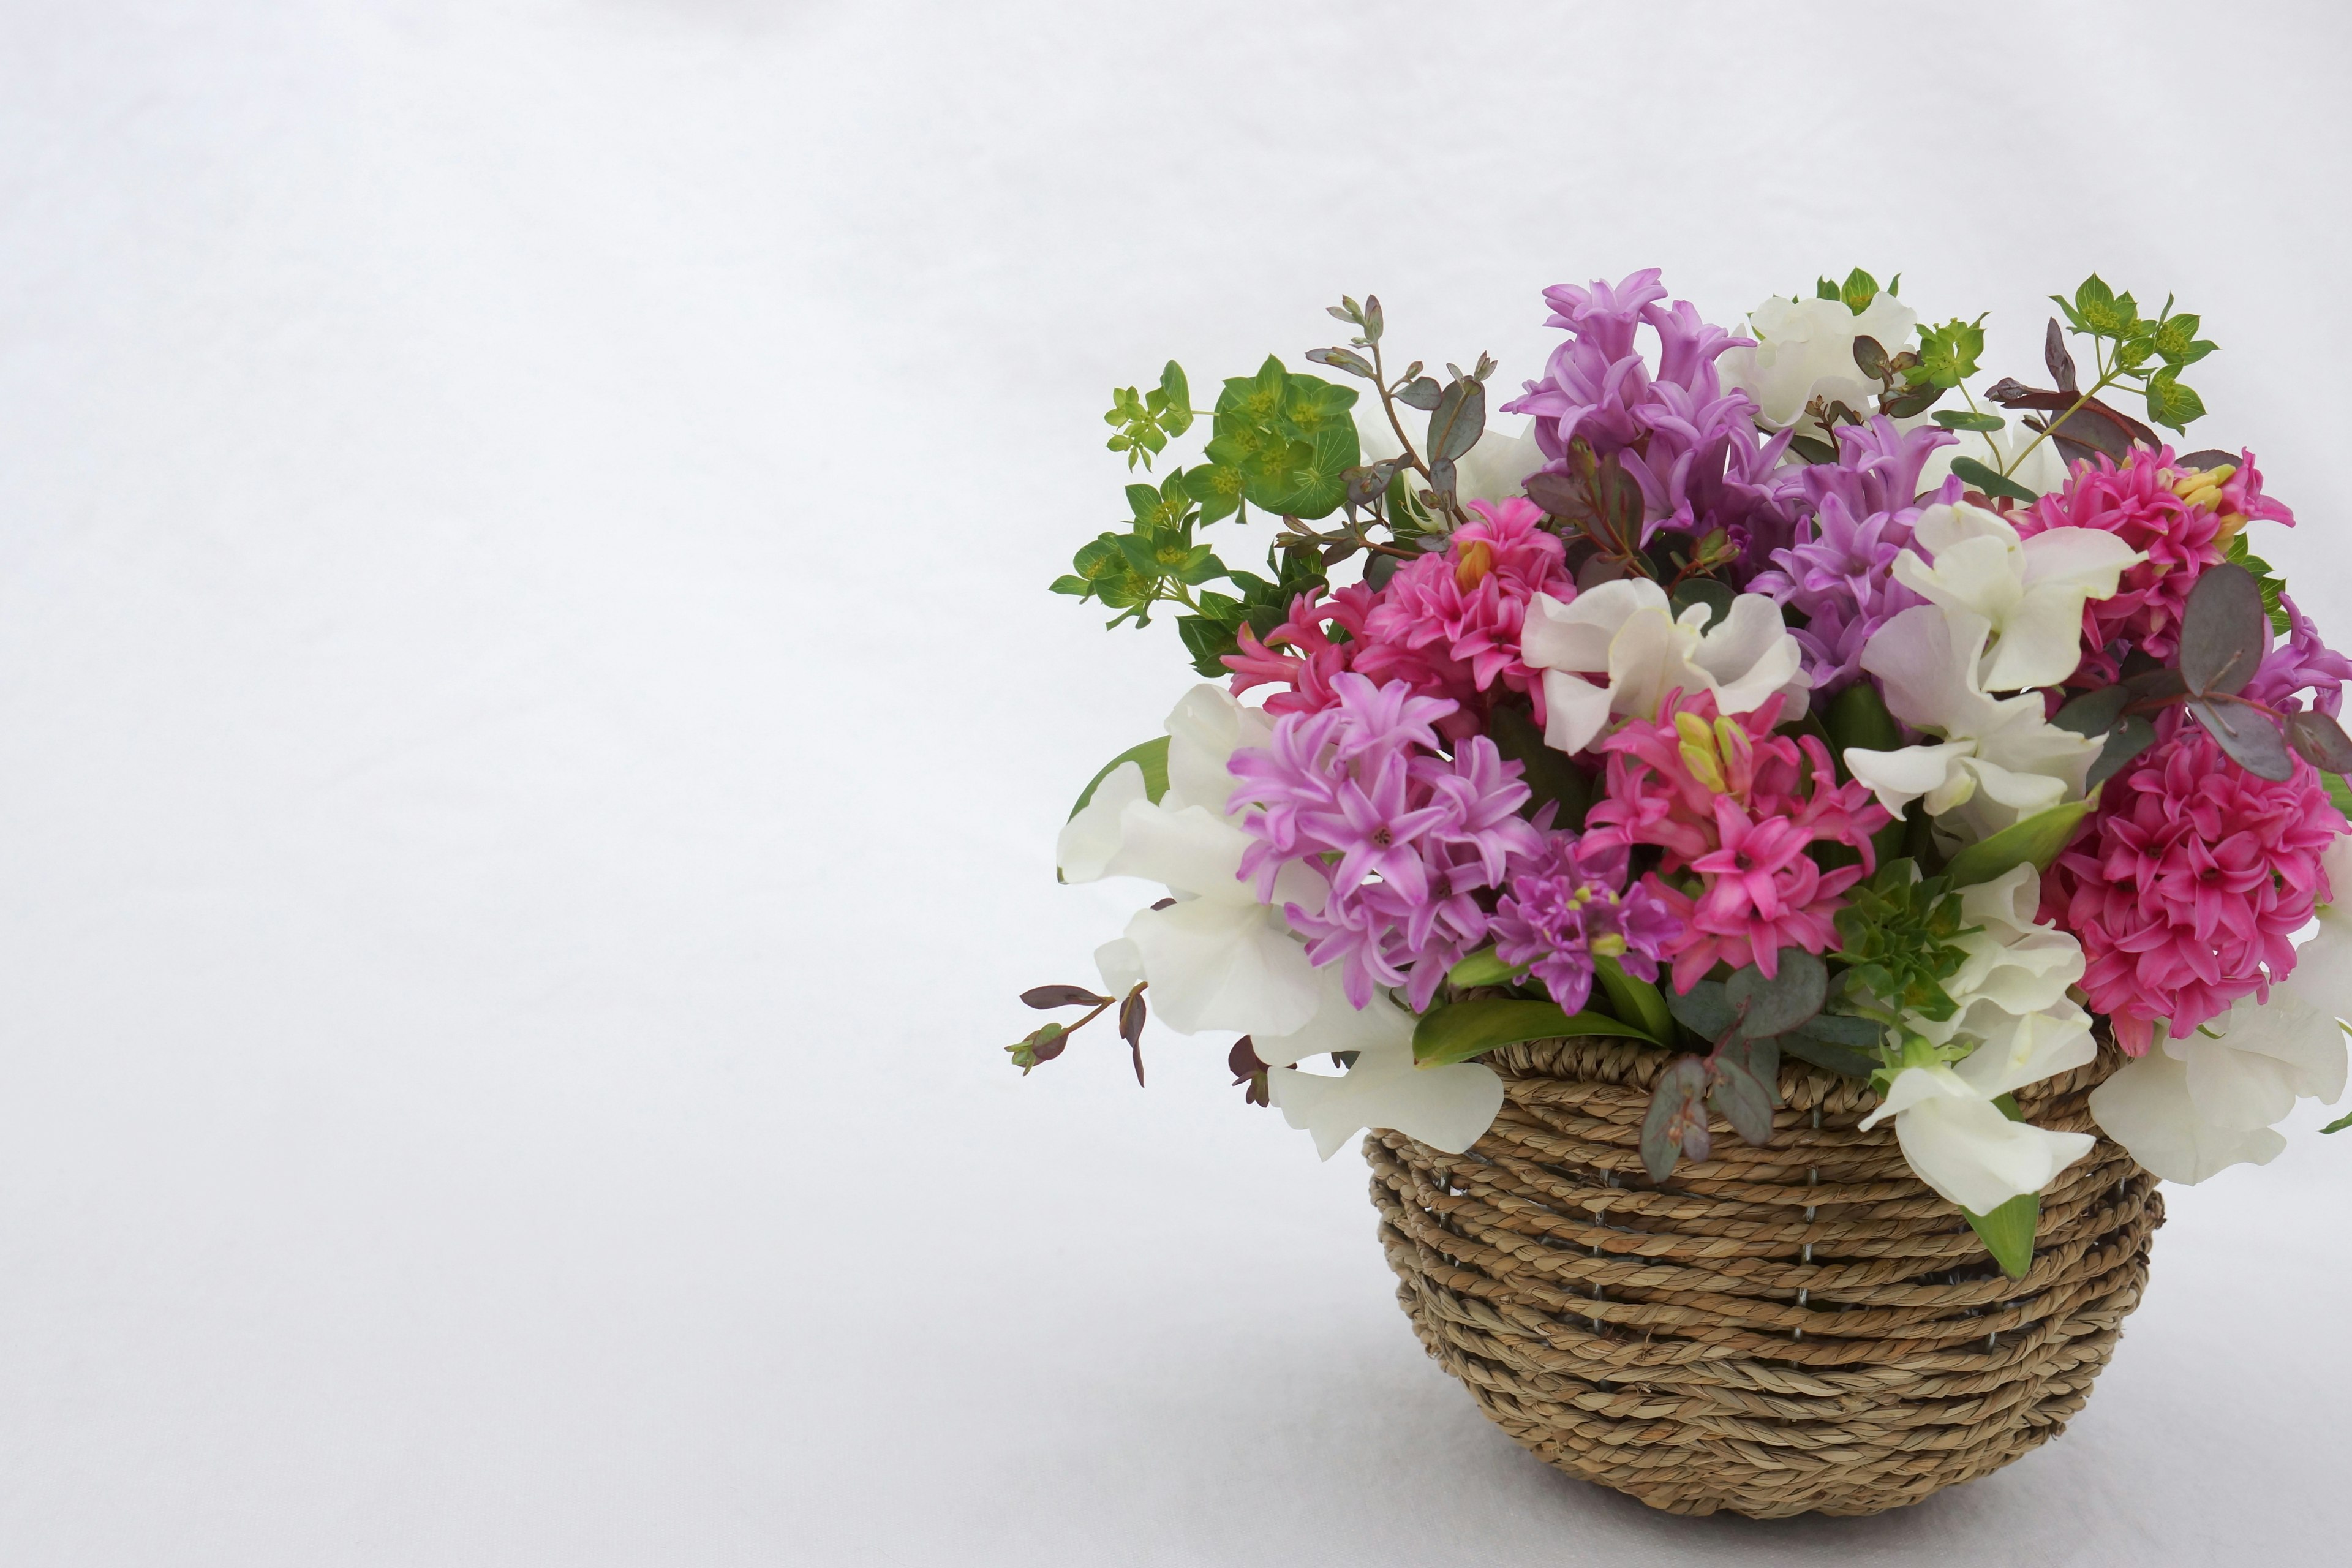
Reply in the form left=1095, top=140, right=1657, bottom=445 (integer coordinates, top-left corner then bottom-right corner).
left=2048, top=277, right=2218, bottom=434
left=2225, top=533, right=2290, bottom=635
left=1413, top=998, right=1662, bottom=1067
left=1052, top=469, right=1228, bottom=630
left=1834, top=860, right=1972, bottom=1022
left=1817, top=267, right=1887, bottom=315
left=1202, top=356, right=1362, bottom=521
left=1949, top=456, right=2038, bottom=503
left=1965, top=1191, right=2039, bottom=1279
left=1910, top=317, right=1986, bottom=389
left=1067, top=735, right=1170, bottom=821
left=1171, top=564, right=1322, bottom=677
left=1942, top=797, right=2095, bottom=888
left=1595, top=956, right=1675, bottom=1043
left=1102, top=361, right=1196, bottom=470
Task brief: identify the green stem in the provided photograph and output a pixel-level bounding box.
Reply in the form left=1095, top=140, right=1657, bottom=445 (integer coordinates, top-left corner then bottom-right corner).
left=1998, top=366, right=2121, bottom=478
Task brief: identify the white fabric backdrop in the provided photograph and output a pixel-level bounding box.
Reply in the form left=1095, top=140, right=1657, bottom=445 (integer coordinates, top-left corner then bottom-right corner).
left=2, top=2, right=2348, bottom=1562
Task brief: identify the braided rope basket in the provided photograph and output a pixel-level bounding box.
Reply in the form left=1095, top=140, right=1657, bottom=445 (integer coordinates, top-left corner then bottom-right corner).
left=1366, top=1036, right=2161, bottom=1518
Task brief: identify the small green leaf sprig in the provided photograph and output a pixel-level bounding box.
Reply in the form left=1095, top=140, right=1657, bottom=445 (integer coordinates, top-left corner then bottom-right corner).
left=1055, top=295, right=1499, bottom=674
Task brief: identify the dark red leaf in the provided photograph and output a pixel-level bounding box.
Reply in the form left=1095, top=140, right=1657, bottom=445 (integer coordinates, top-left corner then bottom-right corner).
left=1022, top=984, right=1110, bottom=1010
left=1150, top=897, right=1178, bottom=911
left=1227, top=1036, right=1266, bottom=1082
left=2179, top=448, right=2237, bottom=470
left=2044, top=318, right=2078, bottom=394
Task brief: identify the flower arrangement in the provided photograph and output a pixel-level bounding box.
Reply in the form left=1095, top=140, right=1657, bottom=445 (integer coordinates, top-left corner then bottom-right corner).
left=1014, top=267, right=2352, bottom=1277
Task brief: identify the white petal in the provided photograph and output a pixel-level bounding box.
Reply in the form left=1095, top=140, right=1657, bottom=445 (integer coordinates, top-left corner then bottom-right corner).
left=2019, top=525, right=2140, bottom=598
left=1522, top=583, right=1654, bottom=673
left=1539, top=667, right=1616, bottom=756
left=2207, top=986, right=2350, bottom=1107
left=1105, top=800, right=1256, bottom=904
left=2091, top=1050, right=2289, bottom=1185
left=1946, top=1002, right=2097, bottom=1099
left=1123, top=899, right=1320, bottom=1036
left=1268, top=1041, right=1504, bottom=1159
left=1251, top=960, right=1416, bottom=1068
left=1094, top=937, right=1146, bottom=997
left=1695, top=593, right=1810, bottom=716
left=1163, top=684, right=1271, bottom=818
left=1055, top=761, right=1148, bottom=884
left=1858, top=1063, right=1970, bottom=1130
left=1602, top=605, right=1702, bottom=723
left=1452, top=418, right=1548, bottom=505
left=1844, top=741, right=1973, bottom=819
left=1895, top=1093, right=2094, bottom=1213
left=2180, top=1033, right=2302, bottom=1134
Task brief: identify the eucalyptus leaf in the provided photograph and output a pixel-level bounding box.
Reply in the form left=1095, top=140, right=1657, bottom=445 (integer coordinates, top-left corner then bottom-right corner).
left=1427, top=377, right=1486, bottom=464
left=1395, top=376, right=1444, bottom=412
left=1641, top=1058, right=1712, bottom=1182
left=1793, top=1012, right=1885, bottom=1049
left=1724, top=949, right=1827, bottom=1039
left=2285, top=710, right=2352, bottom=774
left=2188, top=697, right=2294, bottom=781
left=2087, top=715, right=2158, bottom=787
left=2051, top=685, right=2131, bottom=737
left=1665, top=979, right=1735, bottom=1042
left=2179, top=563, right=2267, bottom=696
left=1781, top=1033, right=1880, bottom=1079
left=1412, top=998, right=1661, bottom=1068
left=1942, top=797, right=2094, bottom=887
left=1851, top=335, right=1888, bottom=380
left=1706, top=1055, right=1777, bottom=1145
left=1963, top=1192, right=2039, bottom=1280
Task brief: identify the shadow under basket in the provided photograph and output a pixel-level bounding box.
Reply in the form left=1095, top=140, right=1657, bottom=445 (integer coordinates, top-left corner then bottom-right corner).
left=1366, top=1038, right=2161, bottom=1519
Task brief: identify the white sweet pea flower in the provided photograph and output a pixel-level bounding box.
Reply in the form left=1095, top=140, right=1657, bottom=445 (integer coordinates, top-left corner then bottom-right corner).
left=1858, top=865, right=2099, bottom=1214
left=1891, top=502, right=2139, bottom=691
left=1844, top=603, right=2100, bottom=842
left=2089, top=840, right=2352, bottom=1183
left=1521, top=579, right=1811, bottom=755
left=1058, top=685, right=1324, bottom=1038
left=1268, top=1031, right=1505, bottom=1159
left=2088, top=989, right=2348, bottom=1184
left=1720, top=292, right=1920, bottom=431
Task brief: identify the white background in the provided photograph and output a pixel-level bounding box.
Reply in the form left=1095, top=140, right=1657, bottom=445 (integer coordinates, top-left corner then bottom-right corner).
left=2, top=2, right=2348, bottom=1563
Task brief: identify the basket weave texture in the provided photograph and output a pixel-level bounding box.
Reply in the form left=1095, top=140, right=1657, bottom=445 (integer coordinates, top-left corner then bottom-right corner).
left=1367, top=1037, right=2161, bottom=1518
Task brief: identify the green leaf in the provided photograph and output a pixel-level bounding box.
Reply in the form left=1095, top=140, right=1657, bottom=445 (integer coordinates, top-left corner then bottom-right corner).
left=1063, top=532, right=1156, bottom=608
left=1942, top=797, right=2094, bottom=888
left=1596, top=956, right=1675, bottom=1042
left=1839, top=268, right=1879, bottom=315
left=2323, top=771, right=2352, bottom=825
left=1915, top=317, right=1986, bottom=388
left=1487, top=701, right=1590, bottom=828
left=1067, top=736, right=1170, bottom=820
left=1826, top=680, right=1901, bottom=758
left=2224, top=533, right=2290, bottom=634
left=1180, top=461, right=1245, bottom=526
left=1412, top=998, right=1661, bottom=1067
left=1963, top=1191, right=2039, bottom=1280
left=2322, top=1110, right=2352, bottom=1134
left=1445, top=947, right=1523, bottom=988
left=1158, top=361, right=1193, bottom=436
left=1782, top=1032, right=1879, bottom=1079
left=2150, top=314, right=2201, bottom=362
left=2073, top=274, right=2132, bottom=336
left=1949, top=456, right=2040, bottom=503
left=1177, top=615, right=1239, bottom=677
left=2144, top=368, right=2206, bottom=432
left=1932, top=410, right=2005, bottom=433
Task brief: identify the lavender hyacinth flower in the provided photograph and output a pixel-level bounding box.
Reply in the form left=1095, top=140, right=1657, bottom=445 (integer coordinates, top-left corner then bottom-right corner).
left=1487, top=832, right=1676, bottom=1014
left=2245, top=593, right=2352, bottom=717
left=1230, top=672, right=1548, bottom=1011
left=1502, top=271, right=1797, bottom=568
left=1751, top=417, right=1962, bottom=693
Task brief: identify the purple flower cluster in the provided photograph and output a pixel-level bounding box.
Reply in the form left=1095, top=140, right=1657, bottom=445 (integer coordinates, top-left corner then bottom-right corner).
left=1487, top=832, right=1676, bottom=1013
left=1229, top=672, right=1545, bottom=1011
left=1751, top=417, right=1961, bottom=692
left=1501, top=269, right=1795, bottom=567
left=2246, top=592, right=2352, bottom=717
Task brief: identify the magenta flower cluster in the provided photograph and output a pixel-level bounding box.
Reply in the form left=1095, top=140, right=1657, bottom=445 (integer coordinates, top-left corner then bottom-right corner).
left=1488, top=832, right=1677, bottom=1013
left=1229, top=672, right=1545, bottom=1011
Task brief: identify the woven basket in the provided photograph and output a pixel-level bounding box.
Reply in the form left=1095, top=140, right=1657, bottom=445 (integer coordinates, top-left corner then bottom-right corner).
left=1366, top=1037, right=2160, bottom=1518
